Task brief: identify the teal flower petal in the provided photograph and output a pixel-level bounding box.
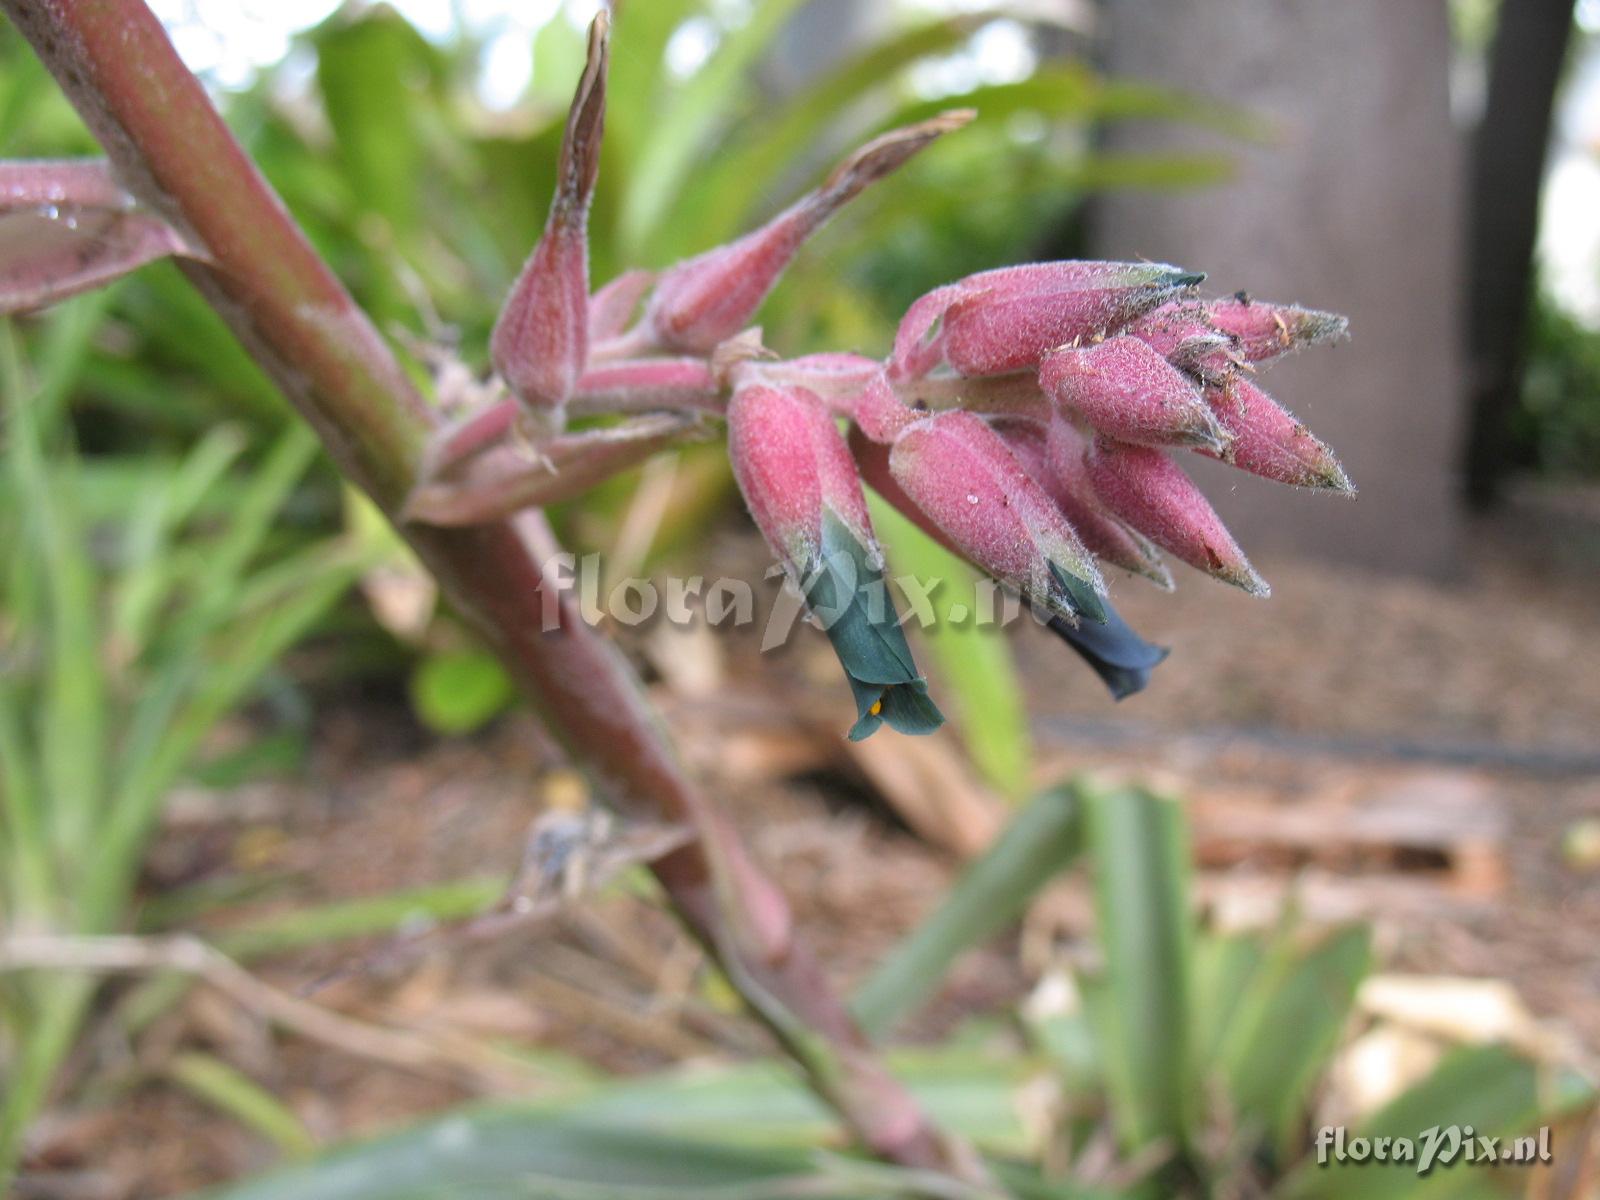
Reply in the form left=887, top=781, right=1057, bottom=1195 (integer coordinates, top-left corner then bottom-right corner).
left=807, top=509, right=945, bottom=739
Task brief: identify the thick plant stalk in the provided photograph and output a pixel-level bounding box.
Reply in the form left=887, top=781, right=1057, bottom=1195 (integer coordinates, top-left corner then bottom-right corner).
left=0, top=0, right=973, bottom=1178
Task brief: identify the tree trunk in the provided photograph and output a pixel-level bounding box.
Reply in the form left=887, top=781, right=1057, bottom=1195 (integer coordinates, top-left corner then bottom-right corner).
left=1463, top=0, right=1575, bottom=506
left=1094, top=0, right=1465, bottom=577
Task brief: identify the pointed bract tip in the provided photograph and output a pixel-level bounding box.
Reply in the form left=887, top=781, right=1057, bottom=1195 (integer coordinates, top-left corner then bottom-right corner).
left=1219, top=560, right=1272, bottom=598
left=819, top=111, right=972, bottom=204
left=1314, top=457, right=1357, bottom=496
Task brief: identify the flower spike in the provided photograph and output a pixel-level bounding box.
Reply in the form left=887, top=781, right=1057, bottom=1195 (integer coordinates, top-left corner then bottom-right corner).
left=889, top=410, right=1106, bottom=624
left=647, top=111, right=973, bottom=354
left=1085, top=436, right=1268, bottom=596
left=727, top=384, right=942, bottom=740
left=489, top=11, right=609, bottom=422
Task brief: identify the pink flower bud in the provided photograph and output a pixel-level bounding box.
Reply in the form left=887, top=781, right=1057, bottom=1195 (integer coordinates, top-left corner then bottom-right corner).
left=851, top=426, right=1168, bottom=699
left=1122, top=301, right=1240, bottom=384
left=587, top=268, right=655, bottom=341
left=647, top=112, right=972, bottom=353
left=728, top=384, right=941, bottom=739
left=939, top=261, right=1203, bottom=377
left=1200, top=377, right=1354, bottom=493
left=1039, top=335, right=1231, bottom=452
left=889, top=410, right=1105, bottom=623
left=1020, top=418, right=1173, bottom=588
left=1085, top=437, right=1268, bottom=596
left=846, top=370, right=921, bottom=444
left=728, top=384, right=873, bottom=566
left=888, top=282, right=966, bottom=383
left=1203, top=295, right=1349, bottom=363
left=489, top=13, right=608, bottom=416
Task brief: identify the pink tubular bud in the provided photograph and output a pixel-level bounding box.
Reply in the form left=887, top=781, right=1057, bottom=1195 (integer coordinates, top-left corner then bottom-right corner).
left=1201, top=377, right=1354, bottom=493
left=846, top=370, right=921, bottom=444
left=728, top=384, right=942, bottom=740
left=489, top=12, right=609, bottom=416
left=1203, top=295, right=1349, bottom=363
left=587, top=268, right=655, bottom=341
left=888, top=410, right=1106, bottom=623
left=1085, top=437, right=1268, bottom=596
left=889, top=282, right=967, bottom=383
left=727, top=385, right=876, bottom=573
left=939, top=261, right=1205, bottom=377
left=1041, top=335, right=1231, bottom=452
left=1029, top=418, right=1173, bottom=588
left=647, top=111, right=972, bottom=354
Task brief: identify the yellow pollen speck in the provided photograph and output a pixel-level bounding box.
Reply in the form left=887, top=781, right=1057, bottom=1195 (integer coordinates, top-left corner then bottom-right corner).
left=869, top=699, right=882, bottom=716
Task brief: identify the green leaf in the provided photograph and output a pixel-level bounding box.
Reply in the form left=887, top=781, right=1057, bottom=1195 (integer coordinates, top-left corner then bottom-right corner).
left=315, top=10, right=435, bottom=234
left=808, top=510, right=943, bottom=741
left=167, top=1053, right=317, bottom=1159
left=1278, top=1043, right=1593, bottom=1200
left=409, top=648, right=517, bottom=736
left=673, top=12, right=998, bottom=251
left=1216, top=923, right=1371, bottom=1158
left=869, top=497, right=1031, bottom=797
left=1188, top=928, right=1266, bottom=1067
left=618, top=0, right=811, bottom=257
left=195, top=1111, right=865, bottom=1200
left=195, top=1046, right=1037, bottom=1199
left=213, top=875, right=504, bottom=961
left=852, top=783, right=1082, bottom=1038
left=1081, top=781, right=1193, bottom=1153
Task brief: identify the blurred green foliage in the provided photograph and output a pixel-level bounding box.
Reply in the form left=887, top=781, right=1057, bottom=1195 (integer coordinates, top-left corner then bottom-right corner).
left=1512, top=288, right=1600, bottom=478
left=0, top=303, right=366, bottom=1175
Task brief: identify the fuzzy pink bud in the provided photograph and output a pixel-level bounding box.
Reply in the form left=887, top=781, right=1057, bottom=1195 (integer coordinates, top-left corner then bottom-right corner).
left=1040, top=335, right=1231, bottom=452
left=889, top=410, right=1105, bottom=623
left=648, top=112, right=972, bottom=354
left=1085, top=437, right=1267, bottom=596
left=587, top=268, right=655, bottom=341
left=728, top=384, right=942, bottom=739
left=1200, top=377, right=1354, bottom=493
left=490, top=13, right=608, bottom=416
left=1203, top=295, right=1349, bottom=363
left=937, top=261, right=1203, bottom=378
left=1017, top=418, right=1173, bottom=588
